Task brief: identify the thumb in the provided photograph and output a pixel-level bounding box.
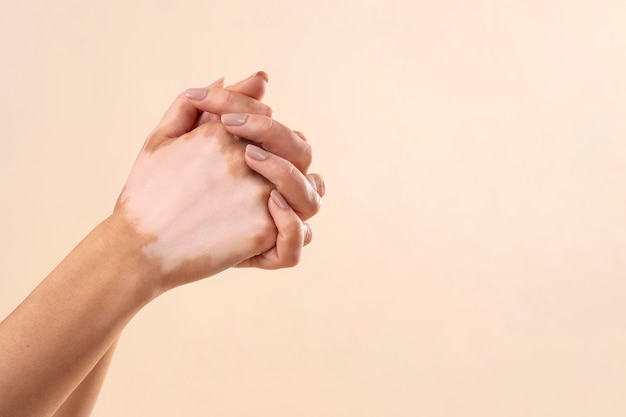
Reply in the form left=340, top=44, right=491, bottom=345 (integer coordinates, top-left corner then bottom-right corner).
left=226, top=70, right=269, bottom=100
left=144, top=78, right=225, bottom=151
left=192, top=71, right=270, bottom=128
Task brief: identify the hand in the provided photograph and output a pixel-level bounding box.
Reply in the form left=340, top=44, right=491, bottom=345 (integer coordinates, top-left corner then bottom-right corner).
left=115, top=119, right=275, bottom=291
left=0, top=72, right=325, bottom=417
left=150, top=71, right=272, bottom=143
left=178, top=72, right=326, bottom=270
left=114, top=73, right=325, bottom=291
left=220, top=114, right=326, bottom=269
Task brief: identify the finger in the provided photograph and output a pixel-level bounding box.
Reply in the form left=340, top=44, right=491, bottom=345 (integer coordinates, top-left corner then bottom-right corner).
left=193, top=71, right=269, bottom=129
left=307, top=173, right=326, bottom=198
left=244, top=145, right=322, bottom=220
left=185, top=85, right=273, bottom=118
left=303, top=223, right=313, bottom=246
left=237, top=190, right=307, bottom=269
left=226, top=70, right=268, bottom=101
left=193, top=110, right=220, bottom=128
left=293, top=130, right=309, bottom=143
left=145, top=78, right=225, bottom=151
left=221, top=113, right=313, bottom=173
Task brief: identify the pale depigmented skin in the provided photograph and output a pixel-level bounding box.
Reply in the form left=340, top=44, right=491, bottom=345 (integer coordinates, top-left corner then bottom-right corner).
left=116, top=121, right=276, bottom=290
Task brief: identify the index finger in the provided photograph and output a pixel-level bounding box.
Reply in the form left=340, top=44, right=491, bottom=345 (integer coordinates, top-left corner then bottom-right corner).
left=185, top=85, right=273, bottom=118
left=221, top=113, right=313, bottom=173
left=193, top=71, right=269, bottom=127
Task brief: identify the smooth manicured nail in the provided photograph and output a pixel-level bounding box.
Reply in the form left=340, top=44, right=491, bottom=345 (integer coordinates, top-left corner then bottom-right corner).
left=246, top=144, right=269, bottom=161
left=185, top=88, right=208, bottom=100
left=221, top=113, right=248, bottom=126
left=271, top=189, right=289, bottom=209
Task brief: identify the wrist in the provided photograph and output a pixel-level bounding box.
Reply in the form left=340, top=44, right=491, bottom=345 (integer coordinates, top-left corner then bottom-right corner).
left=0, top=215, right=162, bottom=416
left=92, top=214, right=165, bottom=305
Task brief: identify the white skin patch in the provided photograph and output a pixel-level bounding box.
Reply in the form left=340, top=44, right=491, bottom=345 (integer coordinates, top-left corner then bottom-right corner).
left=118, top=123, right=274, bottom=277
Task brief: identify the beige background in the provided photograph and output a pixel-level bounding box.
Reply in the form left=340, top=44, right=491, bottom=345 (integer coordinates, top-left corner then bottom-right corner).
left=1, top=0, right=625, bottom=416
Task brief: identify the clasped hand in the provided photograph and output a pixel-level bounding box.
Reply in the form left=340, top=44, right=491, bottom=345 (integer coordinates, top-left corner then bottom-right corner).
left=113, top=72, right=325, bottom=291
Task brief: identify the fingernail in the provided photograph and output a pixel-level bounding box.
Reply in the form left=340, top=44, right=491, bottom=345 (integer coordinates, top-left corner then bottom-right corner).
left=185, top=88, right=208, bottom=100
left=271, top=189, right=289, bottom=209
left=221, top=113, right=249, bottom=126
left=246, top=144, right=270, bottom=161
left=255, top=71, right=269, bottom=82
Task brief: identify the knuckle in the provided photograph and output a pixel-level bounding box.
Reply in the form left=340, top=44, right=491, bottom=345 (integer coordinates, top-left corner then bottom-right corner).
left=309, top=173, right=326, bottom=197
left=278, top=162, right=297, bottom=183
left=298, top=189, right=321, bottom=221
left=304, top=224, right=314, bottom=245
left=224, top=89, right=236, bottom=106
left=260, top=115, right=274, bottom=137
left=283, top=250, right=301, bottom=267
left=308, top=189, right=322, bottom=214
left=203, top=86, right=217, bottom=101
left=300, top=141, right=314, bottom=170
left=207, top=87, right=231, bottom=108
left=283, top=217, right=303, bottom=236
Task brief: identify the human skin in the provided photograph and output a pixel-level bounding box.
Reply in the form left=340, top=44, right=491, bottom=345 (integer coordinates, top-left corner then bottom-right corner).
left=51, top=73, right=275, bottom=417
left=50, top=73, right=286, bottom=417
left=49, top=71, right=324, bottom=417
left=0, top=72, right=324, bottom=417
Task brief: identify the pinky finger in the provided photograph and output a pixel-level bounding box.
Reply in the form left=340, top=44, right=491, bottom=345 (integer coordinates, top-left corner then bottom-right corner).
left=237, top=190, right=308, bottom=270
left=303, top=223, right=313, bottom=246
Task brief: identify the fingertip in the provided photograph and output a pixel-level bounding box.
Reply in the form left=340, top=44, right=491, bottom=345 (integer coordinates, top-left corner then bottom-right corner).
left=303, top=223, right=313, bottom=246
left=308, top=173, right=326, bottom=198
left=209, top=77, right=225, bottom=88
left=222, top=113, right=249, bottom=127
left=245, top=144, right=270, bottom=161
left=270, top=189, right=290, bottom=210
left=185, top=87, right=208, bottom=101
left=255, top=70, right=269, bottom=82
left=225, top=71, right=268, bottom=101
left=293, top=130, right=308, bottom=142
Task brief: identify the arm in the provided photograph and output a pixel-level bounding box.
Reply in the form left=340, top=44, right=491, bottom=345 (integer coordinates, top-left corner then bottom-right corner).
left=51, top=341, right=118, bottom=417
left=0, top=216, right=158, bottom=417
left=0, top=72, right=324, bottom=417
left=50, top=72, right=277, bottom=417
left=52, top=72, right=325, bottom=417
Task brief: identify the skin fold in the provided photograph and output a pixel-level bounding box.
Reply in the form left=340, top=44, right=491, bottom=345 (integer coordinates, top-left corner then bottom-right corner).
left=0, top=71, right=325, bottom=417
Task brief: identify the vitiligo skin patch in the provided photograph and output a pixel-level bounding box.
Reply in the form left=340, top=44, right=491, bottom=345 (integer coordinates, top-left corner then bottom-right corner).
left=116, top=121, right=276, bottom=288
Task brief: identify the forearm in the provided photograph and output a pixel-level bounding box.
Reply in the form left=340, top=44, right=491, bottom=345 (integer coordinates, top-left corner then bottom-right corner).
left=51, top=341, right=118, bottom=417
left=0, top=71, right=324, bottom=416
left=0, top=216, right=157, bottom=417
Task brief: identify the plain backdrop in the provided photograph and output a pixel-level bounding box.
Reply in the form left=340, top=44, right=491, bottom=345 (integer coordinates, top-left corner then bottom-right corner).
left=1, top=0, right=625, bottom=416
